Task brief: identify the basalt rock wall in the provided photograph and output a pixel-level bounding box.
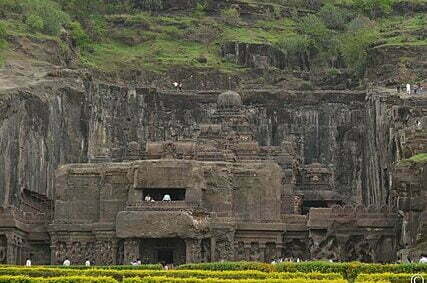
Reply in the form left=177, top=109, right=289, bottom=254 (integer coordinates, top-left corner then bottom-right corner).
left=365, top=93, right=427, bottom=207
left=0, top=79, right=88, bottom=206
left=0, top=79, right=422, bottom=208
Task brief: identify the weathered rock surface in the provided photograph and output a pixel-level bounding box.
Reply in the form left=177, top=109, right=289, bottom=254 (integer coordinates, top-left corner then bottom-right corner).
left=0, top=75, right=426, bottom=264
left=1, top=80, right=425, bottom=208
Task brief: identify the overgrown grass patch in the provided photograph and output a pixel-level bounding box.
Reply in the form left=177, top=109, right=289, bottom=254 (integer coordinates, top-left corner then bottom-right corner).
left=398, top=153, right=427, bottom=166
left=80, top=40, right=241, bottom=73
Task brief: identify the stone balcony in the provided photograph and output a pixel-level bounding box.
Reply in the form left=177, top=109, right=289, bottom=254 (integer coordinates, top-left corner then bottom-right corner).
left=125, top=201, right=199, bottom=212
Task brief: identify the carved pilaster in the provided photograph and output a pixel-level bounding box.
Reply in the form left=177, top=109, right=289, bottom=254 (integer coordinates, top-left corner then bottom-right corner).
left=185, top=238, right=201, bottom=263
left=244, top=242, right=251, bottom=261
left=123, top=239, right=139, bottom=264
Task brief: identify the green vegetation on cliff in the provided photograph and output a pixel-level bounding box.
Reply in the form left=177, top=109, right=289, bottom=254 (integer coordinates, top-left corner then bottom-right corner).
left=0, top=0, right=425, bottom=84
left=0, top=21, right=6, bottom=65
left=398, top=153, right=427, bottom=166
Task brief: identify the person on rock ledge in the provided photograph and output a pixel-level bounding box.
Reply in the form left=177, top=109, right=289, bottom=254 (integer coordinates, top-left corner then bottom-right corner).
left=173, top=82, right=179, bottom=90
left=162, top=194, right=171, bottom=201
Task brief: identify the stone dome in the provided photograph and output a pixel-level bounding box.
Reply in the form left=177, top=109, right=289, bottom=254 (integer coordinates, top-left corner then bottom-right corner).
left=217, top=90, right=242, bottom=109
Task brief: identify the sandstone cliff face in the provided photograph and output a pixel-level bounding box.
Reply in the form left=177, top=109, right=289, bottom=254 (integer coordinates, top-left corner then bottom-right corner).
left=0, top=79, right=424, bottom=207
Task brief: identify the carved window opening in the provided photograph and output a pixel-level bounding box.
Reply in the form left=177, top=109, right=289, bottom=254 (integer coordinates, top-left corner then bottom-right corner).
left=302, top=200, right=328, bottom=215
left=143, top=188, right=186, bottom=201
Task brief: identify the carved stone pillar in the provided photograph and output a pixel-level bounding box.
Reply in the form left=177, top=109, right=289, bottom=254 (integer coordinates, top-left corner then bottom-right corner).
left=276, top=244, right=283, bottom=260
left=259, top=243, right=266, bottom=262
left=6, top=234, right=16, bottom=264
left=49, top=235, right=58, bottom=265
left=111, top=240, right=118, bottom=265
left=123, top=239, right=139, bottom=264
left=210, top=237, right=216, bottom=262
left=244, top=242, right=251, bottom=261
left=185, top=238, right=201, bottom=263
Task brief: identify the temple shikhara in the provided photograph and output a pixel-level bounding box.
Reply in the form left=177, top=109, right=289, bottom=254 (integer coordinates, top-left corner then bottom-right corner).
left=0, top=90, right=424, bottom=266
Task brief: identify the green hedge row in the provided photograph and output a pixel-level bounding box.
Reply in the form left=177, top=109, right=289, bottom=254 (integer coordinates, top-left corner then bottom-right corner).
left=0, top=265, right=163, bottom=271
left=177, top=262, right=274, bottom=272
left=121, top=277, right=350, bottom=283
left=355, top=272, right=427, bottom=283
left=0, top=275, right=117, bottom=282
left=0, top=267, right=342, bottom=281
left=0, top=275, right=392, bottom=283
left=178, top=261, right=427, bottom=280
left=275, top=262, right=427, bottom=280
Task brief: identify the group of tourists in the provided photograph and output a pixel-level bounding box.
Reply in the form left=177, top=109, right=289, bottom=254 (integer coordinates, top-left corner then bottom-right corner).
left=173, top=82, right=183, bottom=91
left=25, top=258, right=90, bottom=267
left=131, top=258, right=142, bottom=266
left=130, top=259, right=171, bottom=270
left=21, top=254, right=427, bottom=267
left=397, top=83, right=424, bottom=95
left=271, top=258, right=305, bottom=264
left=144, top=194, right=172, bottom=202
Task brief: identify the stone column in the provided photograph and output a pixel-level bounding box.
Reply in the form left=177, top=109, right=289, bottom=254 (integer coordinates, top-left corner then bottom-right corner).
left=210, top=237, right=216, bottom=262
left=259, top=243, right=266, bottom=262
left=111, top=240, right=118, bottom=265
left=6, top=234, right=16, bottom=264
left=185, top=239, right=201, bottom=264
left=50, top=239, right=57, bottom=265
left=276, top=244, right=283, bottom=260
left=123, top=239, right=139, bottom=264
left=244, top=242, right=251, bottom=261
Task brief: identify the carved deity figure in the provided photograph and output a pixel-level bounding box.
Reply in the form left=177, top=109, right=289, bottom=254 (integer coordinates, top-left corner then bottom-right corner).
left=398, top=210, right=410, bottom=248
left=201, top=239, right=211, bottom=263
left=162, top=142, right=177, bottom=159
left=235, top=242, right=245, bottom=261
left=55, top=242, right=67, bottom=264
left=249, top=242, right=261, bottom=261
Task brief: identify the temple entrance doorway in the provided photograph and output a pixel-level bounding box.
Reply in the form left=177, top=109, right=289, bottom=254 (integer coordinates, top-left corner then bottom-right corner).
left=140, top=238, right=186, bottom=265
left=157, top=248, right=174, bottom=264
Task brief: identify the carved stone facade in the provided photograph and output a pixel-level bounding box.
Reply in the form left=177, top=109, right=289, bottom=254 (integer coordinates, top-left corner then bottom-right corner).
left=0, top=90, right=424, bottom=265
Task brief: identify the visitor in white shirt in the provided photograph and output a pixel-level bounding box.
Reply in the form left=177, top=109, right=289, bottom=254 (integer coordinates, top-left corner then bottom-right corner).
left=419, top=255, right=427, bottom=263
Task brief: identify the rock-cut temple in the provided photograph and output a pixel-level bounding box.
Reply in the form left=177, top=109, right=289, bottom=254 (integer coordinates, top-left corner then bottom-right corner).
left=0, top=90, right=421, bottom=265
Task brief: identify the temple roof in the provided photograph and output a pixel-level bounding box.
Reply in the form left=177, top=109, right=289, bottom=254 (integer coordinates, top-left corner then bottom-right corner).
left=217, top=90, right=242, bottom=109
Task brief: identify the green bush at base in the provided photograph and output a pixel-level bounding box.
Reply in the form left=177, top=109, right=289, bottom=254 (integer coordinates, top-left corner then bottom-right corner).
left=0, top=275, right=117, bottom=283
left=122, top=277, right=348, bottom=283
left=177, top=262, right=275, bottom=272
left=356, top=272, right=427, bottom=283
left=275, top=262, right=427, bottom=280
left=43, top=265, right=163, bottom=270
left=0, top=267, right=343, bottom=281
left=177, top=261, right=427, bottom=280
